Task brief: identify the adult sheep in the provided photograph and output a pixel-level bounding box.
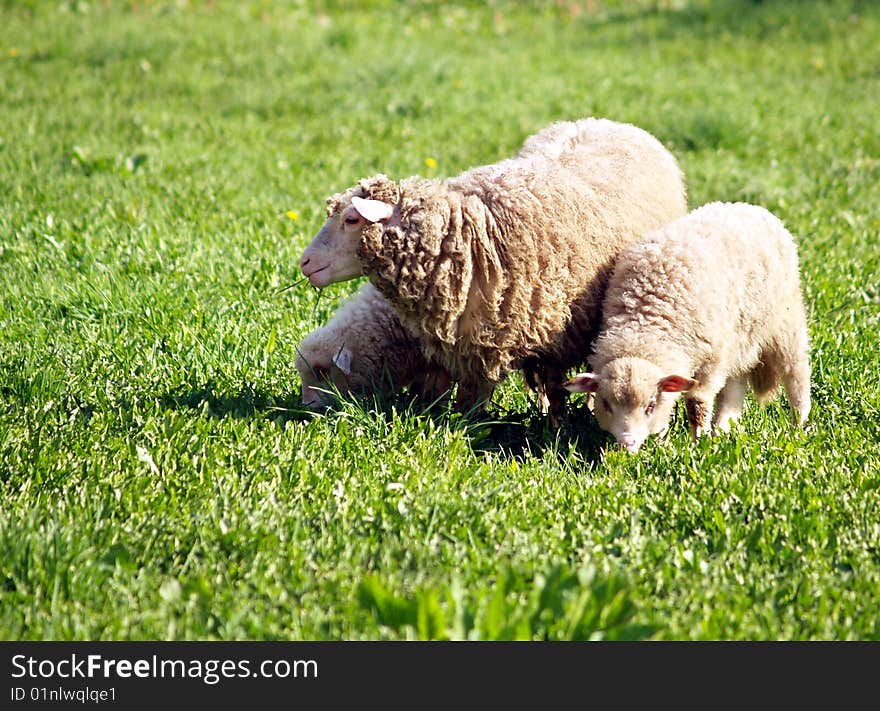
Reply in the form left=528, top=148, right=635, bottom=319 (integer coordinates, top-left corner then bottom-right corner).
left=299, top=117, right=687, bottom=418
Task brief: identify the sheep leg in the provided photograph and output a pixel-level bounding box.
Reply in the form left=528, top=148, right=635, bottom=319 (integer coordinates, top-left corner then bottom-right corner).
left=455, top=380, right=494, bottom=415
left=522, top=362, right=568, bottom=427
left=537, top=389, right=551, bottom=415
left=522, top=361, right=551, bottom=414
left=546, top=388, right=567, bottom=429
left=783, top=357, right=811, bottom=427
left=415, top=365, right=453, bottom=406
left=543, top=366, right=569, bottom=429
left=686, top=370, right=729, bottom=439
left=685, top=396, right=715, bottom=440
left=534, top=384, right=564, bottom=428
left=712, top=375, right=747, bottom=433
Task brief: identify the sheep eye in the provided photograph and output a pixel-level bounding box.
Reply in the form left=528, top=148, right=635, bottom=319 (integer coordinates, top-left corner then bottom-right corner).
left=645, top=399, right=656, bottom=416
left=601, top=398, right=612, bottom=413
left=344, top=215, right=360, bottom=225
left=313, top=366, right=329, bottom=380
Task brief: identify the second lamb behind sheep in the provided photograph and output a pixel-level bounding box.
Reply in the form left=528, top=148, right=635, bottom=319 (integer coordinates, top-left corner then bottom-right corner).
left=564, top=202, right=811, bottom=452
left=296, top=283, right=451, bottom=409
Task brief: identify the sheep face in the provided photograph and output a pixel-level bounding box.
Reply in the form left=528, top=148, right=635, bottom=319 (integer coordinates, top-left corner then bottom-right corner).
left=295, top=345, right=354, bottom=409
left=300, top=195, right=394, bottom=288
left=564, top=357, right=696, bottom=453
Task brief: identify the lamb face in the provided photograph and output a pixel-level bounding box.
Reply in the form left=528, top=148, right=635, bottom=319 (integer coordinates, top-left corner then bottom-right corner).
left=564, top=357, right=696, bottom=452
left=295, top=346, right=352, bottom=409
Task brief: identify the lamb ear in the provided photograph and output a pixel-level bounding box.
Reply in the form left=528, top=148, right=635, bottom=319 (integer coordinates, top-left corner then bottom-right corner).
left=563, top=373, right=600, bottom=393
left=351, top=196, right=393, bottom=223
left=332, top=346, right=353, bottom=375
left=658, top=375, right=698, bottom=393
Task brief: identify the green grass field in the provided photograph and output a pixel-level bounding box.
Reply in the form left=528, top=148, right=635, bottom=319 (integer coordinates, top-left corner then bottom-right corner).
left=1, top=0, right=879, bottom=640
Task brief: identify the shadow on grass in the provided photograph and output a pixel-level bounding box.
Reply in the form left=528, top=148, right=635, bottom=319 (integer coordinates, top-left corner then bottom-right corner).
left=337, top=389, right=611, bottom=465
left=463, top=400, right=610, bottom=465
left=160, top=382, right=313, bottom=424
left=159, top=381, right=611, bottom=463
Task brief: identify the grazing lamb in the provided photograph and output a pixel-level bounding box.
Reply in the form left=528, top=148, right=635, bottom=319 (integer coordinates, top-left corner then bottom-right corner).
left=563, top=201, right=811, bottom=452
left=296, top=283, right=451, bottom=409
left=299, top=118, right=687, bottom=418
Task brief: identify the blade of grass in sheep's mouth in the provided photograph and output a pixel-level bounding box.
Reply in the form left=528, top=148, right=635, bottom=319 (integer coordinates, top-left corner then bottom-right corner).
left=274, top=276, right=308, bottom=294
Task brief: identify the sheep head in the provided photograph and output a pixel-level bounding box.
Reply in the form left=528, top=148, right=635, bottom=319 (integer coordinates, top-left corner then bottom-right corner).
left=300, top=175, right=400, bottom=288
left=564, top=357, right=697, bottom=452
left=295, top=339, right=356, bottom=409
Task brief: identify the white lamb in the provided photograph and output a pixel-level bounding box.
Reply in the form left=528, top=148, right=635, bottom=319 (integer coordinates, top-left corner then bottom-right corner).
left=564, top=201, right=811, bottom=452
left=296, top=283, right=450, bottom=409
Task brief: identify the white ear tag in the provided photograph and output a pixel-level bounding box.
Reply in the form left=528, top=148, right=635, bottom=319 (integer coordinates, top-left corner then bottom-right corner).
left=332, top=347, right=353, bottom=375
left=351, top=196, right=393, bottom=223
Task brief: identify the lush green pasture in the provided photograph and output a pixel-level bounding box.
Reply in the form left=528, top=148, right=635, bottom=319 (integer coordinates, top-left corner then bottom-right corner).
left=1, top=0, right=878, bottom=640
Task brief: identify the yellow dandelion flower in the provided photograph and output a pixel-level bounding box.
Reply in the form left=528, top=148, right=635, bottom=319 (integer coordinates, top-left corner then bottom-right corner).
left=424, top=157, right=438, bottom=169
left=285, top=210, right=299, bottom=221
left=9, top=48, right=20, bottom=58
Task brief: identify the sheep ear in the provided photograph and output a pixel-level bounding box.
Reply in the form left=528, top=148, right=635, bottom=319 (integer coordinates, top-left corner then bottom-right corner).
left=332, top=346, right=353, bottom=375
left=351, top=196, right=393, bottom=223
left=658, top=375, right=698, bottom=393
left=563, top=373, right=600, bottom=393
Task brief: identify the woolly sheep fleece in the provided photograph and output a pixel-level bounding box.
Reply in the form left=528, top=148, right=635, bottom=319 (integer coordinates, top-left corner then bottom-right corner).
left=565, top=201, right=811, bottom=452
left=299, top=117, right=688, bottom=414
left=296, top=283, right=446, bottom=408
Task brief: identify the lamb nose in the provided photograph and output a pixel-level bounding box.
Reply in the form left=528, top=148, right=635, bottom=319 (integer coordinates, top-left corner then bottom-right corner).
left=300, top=255, right=310, bottom=270
left=618, top=434, right=639, bottom=451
